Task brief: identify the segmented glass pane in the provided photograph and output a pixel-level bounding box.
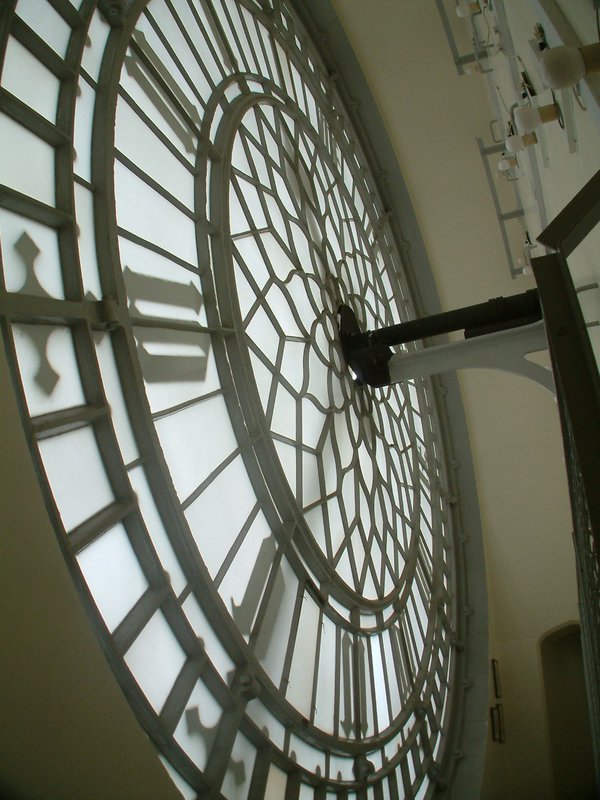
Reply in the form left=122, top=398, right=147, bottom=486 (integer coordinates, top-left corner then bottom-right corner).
left=77, top=523, right=148, bottom=631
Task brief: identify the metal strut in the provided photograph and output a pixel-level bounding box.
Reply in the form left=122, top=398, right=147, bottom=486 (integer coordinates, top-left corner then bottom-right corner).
left=337, top=289, right=543, bottom=387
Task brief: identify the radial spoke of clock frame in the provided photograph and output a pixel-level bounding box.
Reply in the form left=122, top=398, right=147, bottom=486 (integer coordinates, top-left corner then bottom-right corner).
left=0, top=0, right=468, bottom=798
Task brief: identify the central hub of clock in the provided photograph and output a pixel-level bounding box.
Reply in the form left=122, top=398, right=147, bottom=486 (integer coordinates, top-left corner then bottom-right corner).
left=216, top=98, right=431, bottom=610
left=337, top=304, right=393, bottom=387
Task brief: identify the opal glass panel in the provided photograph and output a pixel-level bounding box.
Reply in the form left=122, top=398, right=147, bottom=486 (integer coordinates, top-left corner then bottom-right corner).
left=81, top=11, right=111, bottom=80
left=288, top=732, right=327, bottom=777
left=0, top=116, right=54, bottom=206
left=16, top=0, right=71, bottom=56
left=115, top=96, right=195, bottom=209
left=264, top=764, right=287, bottom=799
left=254, top=555, right=298, bottom=686
left=216, top=511, right=273, bottom=632
left=12, top=325, right=85, bottom=417
left=286, top=590, right=320, bottom=714
left=74, top=183, right=103, bottom=300
left=328, top=753, right=355, bottom=781
left=313, top=614, right=336, bottom=733
left=94, top=333, right=139, bottom=465
left=156, top=392, right=238, bottom=502
left=149, top=7, right=214, bottom=105
left=174, top=678, right=223, bottom=770
left=125, top=610, right=187, bottom=713
left=73, top=77, right=95, bottom=183
left=245, top=701, right=286, bottom=751
left=77, top=523, right=148, bottom=631
left=1, top=211, right=64, bottom=298
left=182, top=594, right=235, bottom=679
left=118, top=44, right=198, bottom=164
left=38, top=426, right=114, bottom=532
left=128, top=465, right=188, bottom=597
left=114, top=162, right=196, bottom=264
left=221, top=731, right=256, bottom=800
left=1, top=37, right=59, bottom=122
left=186, top=453, right=257, bottom=577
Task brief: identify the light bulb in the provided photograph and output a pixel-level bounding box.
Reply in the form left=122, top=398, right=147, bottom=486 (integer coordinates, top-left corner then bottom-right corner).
left=505, top=132, right=537, bottom=153
left=456, top=2, right=480, bottom=18
left=498, top=156, right=518, bottom=172
left=514, top=103, right=559, bottom=133
left=539, top=45, right=586, bottom=89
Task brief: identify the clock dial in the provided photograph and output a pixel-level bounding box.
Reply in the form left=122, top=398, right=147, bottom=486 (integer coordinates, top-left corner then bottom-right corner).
left=216, top=97, right=434, bottom=605
left=0, top=1, right=463, bottom=797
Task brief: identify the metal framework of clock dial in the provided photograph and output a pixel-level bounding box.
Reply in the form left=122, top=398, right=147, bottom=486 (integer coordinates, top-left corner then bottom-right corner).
left=0, top=1, right=467, bottom=798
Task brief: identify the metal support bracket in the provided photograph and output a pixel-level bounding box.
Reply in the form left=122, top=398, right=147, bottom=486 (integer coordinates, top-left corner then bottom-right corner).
left=388, top=320, right=553, bottom=393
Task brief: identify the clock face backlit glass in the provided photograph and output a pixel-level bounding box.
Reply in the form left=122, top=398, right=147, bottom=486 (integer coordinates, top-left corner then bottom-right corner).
left=221, top=100, right=433, bottom=604
left=0, top=1, right=460, bottom=797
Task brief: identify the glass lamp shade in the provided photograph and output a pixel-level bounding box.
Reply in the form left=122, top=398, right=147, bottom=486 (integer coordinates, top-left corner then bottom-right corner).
left=505, top=132, right=537, bottom=153
left=514, top=106, right=541, bottom=134
left=539, top=46, right=585, bottom=89
left=514, top=104, right=559, bottom=134
left=456, top=2, right=480, bottom=18
left=498, top=156, right=518, bottom=172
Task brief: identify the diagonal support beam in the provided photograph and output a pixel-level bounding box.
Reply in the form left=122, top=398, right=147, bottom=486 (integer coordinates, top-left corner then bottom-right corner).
left=337, top=290, right=544, bottom=387
left=388, top=320, right=553, bottom=393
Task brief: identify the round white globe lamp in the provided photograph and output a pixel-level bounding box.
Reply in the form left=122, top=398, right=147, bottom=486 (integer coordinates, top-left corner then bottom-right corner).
left=539, top=44, right=600, bottom=89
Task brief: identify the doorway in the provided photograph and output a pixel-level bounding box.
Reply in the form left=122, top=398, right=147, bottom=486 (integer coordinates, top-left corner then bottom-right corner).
left=540, top=623, right=596, bottom=800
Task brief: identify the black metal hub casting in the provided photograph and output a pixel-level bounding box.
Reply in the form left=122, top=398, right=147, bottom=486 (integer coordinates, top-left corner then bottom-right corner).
left=337, top=305, right=393, bottom=387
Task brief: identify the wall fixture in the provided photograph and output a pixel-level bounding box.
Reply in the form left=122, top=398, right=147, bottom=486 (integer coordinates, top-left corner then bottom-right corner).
left=490, top=704, right=506, bottom=743
left=505, top=132, right=537, bottom=153
left=456, top=2, right=481, bottom=18
left=491, top=658, right=502, bottom=698
left=513, top=102, right=561, bottom=134
left=539, top=44, right=600, bottom=89
left=498, top=155, right=518, bottom=172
